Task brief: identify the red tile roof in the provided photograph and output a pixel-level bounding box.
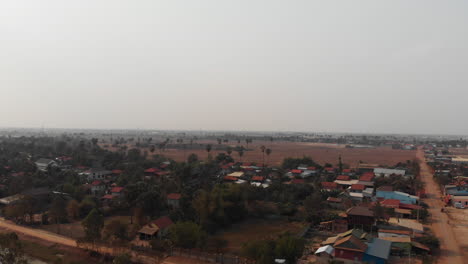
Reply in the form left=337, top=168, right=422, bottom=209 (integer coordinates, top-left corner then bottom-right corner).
left=111, top=187, right=124, bottom=193
left=153, top=216, right=174, bottom=229
left=145, top=168, right=159, bottom=173
left=337, top=175, right=350, bottom=181
left=102, top=194, right=114, bottom=200
left=167, top=193, right=181, bottom=200
left=91, top=180, right=102, bottom=186
left=307, top=167, right=316, bottom=170
left=112, top=169, right=123, bottom=174
left=321, top=182, right=338, bottom=189
left=224, top=176, right=237, bottom=181
left=342, top=169, right=352, bottom=173
left=351, top=184, right=366, bottom=191
left=251, top=176, right=264, bottom=182
left=325, top=167, right=335, bottom=172
left=291, top=169, right=303, bottom=174
left=399, top=203, right=422, bottom=210
left=359, top=173, right=375, bottom=182
left=381, top=199, right=400, bottom=208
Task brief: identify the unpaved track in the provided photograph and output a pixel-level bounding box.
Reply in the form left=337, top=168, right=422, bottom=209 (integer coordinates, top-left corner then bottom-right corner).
left=0, top=217, right=77, bottom=247
left=416, top=148, right=464, bottom=264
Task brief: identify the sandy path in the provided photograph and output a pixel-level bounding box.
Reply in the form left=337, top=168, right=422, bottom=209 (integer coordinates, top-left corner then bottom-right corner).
left=0, top=217, right=77, bottom=247
left=416, top=148, right=464, bottom=264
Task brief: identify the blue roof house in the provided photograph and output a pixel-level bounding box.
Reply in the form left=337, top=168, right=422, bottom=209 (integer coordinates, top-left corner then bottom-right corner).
left=362, top=238, right=392, bottom=264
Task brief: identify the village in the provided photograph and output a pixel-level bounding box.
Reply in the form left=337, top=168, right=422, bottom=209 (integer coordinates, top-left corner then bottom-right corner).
left=0, top=131, right=466, bottom=264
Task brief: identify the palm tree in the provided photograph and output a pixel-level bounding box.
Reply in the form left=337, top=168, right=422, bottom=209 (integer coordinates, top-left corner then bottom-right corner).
left=226, top=146, right=233, bottom=156
left=205, top=144, right=212, bottom=160
left=265, top=148, right=272, bottom=166
left=260, top=145, right=266, bottom=167
left=237, top=149, right=244, bottom=162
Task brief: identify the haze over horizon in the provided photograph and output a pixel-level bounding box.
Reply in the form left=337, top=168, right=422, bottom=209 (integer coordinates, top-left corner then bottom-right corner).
left=1, top=1, right=468, bottom=135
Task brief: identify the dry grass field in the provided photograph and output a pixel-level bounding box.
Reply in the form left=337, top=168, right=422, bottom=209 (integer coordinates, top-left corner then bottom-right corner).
left=103, top=141, right=417, bottom=167
left=212, top=219, right=306, bottom=254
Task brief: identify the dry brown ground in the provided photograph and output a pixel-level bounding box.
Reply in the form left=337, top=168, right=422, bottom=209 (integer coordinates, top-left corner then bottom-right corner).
left=103, top=141, right=416, bottom=167
left=446, top=207, right=468, bottom=258
left=212, top=219, right=306, bottom=254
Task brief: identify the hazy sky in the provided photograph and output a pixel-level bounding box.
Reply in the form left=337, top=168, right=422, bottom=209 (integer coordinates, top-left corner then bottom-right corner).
left=1, top=1, right=468, bottom=134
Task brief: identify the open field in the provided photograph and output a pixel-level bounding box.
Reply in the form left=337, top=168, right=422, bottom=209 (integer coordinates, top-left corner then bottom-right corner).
left=103, top=141, right=417, bottom=167
left=212, top=219, right=306, bottom=254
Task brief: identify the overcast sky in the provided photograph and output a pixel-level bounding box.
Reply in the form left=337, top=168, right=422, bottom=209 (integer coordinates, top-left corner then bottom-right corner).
left=1, top=1, right=467, bottom=135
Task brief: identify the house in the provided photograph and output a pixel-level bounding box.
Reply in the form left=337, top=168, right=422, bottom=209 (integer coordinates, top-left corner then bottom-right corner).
left=388, top=218, right=423, bottom=234
left=333, top=235, right=368, bottom=262
left=374, top=168, right=406, bottom=177
left=350, top=184, right=365, bottom=193
left=138, top=216, right=174, bottom=240
left=167, top=193, right=181, bottom=209
left=376, top=188, right=419, bottom=205
left=314, top=245, right=335, bottom=263
left=35, top=158, right=58, bottom=172
left=320, top=219, right=348, bottom=233
left=288, top=169, right=303, bottom=178
left=110, top=187, right=124, bottom=197
left=358, top=173, right=375, bottom=187
left=251, top=176, right=264, bottom=182
left=90, top=180, right=105, bottom=195
left=362, top=238, right=392, bottom=264
left=80, top=168, right=112, bottom=181
left=227, top=171, right=244, bottom=178
left=346, top=206, right=375, bottom=229
left=334, top=179, right=359, bottom=190
left=327, top=197, right=344, bottom=209
left=379, top=199, right=400, bottom=209
left=337, top=175, right=351, bottom=181
left=378, top=229, right=411, bottom=238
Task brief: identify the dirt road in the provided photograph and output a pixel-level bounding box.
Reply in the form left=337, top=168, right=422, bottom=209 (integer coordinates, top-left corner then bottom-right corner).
left=0, top=217, right=77, bottom=247
left=416, top=148, right=465, bottom=264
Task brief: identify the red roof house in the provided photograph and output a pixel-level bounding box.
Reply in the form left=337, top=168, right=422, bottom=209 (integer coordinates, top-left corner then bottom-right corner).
left=337, top=175, right=351, bottom=181
left=251, top=176, right=265, bottom=182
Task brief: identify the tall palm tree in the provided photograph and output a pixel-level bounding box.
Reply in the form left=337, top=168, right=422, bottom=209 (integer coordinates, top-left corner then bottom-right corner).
left=260, top=145, right=266, bottom=167
left=237, top=150, right=244, bottom=162
left=265, top=148, right=272, bottom=166
left=205, top=144, right=212, bottom=160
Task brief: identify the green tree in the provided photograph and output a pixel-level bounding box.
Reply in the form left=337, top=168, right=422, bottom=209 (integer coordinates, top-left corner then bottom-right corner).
left=82, top=208, right=104, bottom=241
left=66, top=199, right=80, bottom=220
left=168, top=221, right=207, bottom=249
left=103, top=219, right=128, bottom=242
left=275, top=234, right=305, bottom=263
left=113, top=253, right=132, bottom=264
